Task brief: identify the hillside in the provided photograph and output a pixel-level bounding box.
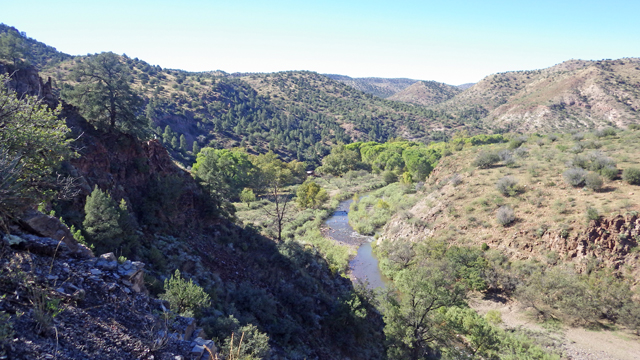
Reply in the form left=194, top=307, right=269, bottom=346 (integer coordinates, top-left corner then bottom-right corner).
left=39, top=56, right=464, bottom=166
left=323, top=74, right=419, bottom=98
left=434, top=58, right=640, bottom=132
left=333, top=131, right=640, bottom=358
left=387, top=80, right=463, bottom=106
left=0, top=63, right=386, bottom=359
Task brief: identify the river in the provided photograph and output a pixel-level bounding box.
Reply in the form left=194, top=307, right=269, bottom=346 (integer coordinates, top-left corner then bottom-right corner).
left=323, top=199, right=390, bottom=289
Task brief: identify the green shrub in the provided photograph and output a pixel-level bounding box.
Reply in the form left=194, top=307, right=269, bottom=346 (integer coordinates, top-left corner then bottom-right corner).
left=628, top=124, right=640, bottom=130
left=473, top=151, right=500, bottom=169
left=584, top=172, right=603, bottom=191
left=296, top=181, right=328, bottom=208
left=160, top=270, right=211, bottom=316
left=572, top=132, right=584, bottom=141
left=508, top=136, right=527, bottom=149
left=382, top=171, right=397, bottom=184
left=586, top=207, right=600, bottom=222
left=623, top=168, right=640, bottom=185
left=220, top=324, right=271, bottom=360
left=496, top=206, right=515, bottom=226
left=563, top=168, right=587, bottom=187
left=496, top=176, right=522, bottom=197
left=548, top=134, right=558, bottom=142
left=601, top=166, right=618, bottom=180
left=595, top=127, right=616, bottom=137
left=485, top=310, right=502, bottom=325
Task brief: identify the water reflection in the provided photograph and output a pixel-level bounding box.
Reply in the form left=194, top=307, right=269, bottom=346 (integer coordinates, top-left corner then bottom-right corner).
left=324, top=199, right=390, bottom=289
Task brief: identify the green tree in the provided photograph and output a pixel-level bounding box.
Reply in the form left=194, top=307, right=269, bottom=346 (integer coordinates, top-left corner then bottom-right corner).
left=296, top=180, right=328, bottom=209
left=192, top=141, right=200, bottom=155
left=160, top=269, right=211, bottom=317
left=250, top=152, right=296, bottom=242
left=162, top=125, right=173, bottom=144
left=0, top=74, right=72, bottom=223
left=116, top=198, right=140, bottom=256
left=63, top=52, right=146, bottom=136
left=192, top=148, right=258, bottom=201
left=318, top=145, right=364, bottom=176
left=0, top=30, right=29, bottom=68
left=179, top=134, right=187, bottom=152
left=239, top=188, right=256, bottom=207
left=444, top=307, right=501, bottom=358
left=83, top=186, right=123, bottom=254
left=382, top=264, right=466, bottom=359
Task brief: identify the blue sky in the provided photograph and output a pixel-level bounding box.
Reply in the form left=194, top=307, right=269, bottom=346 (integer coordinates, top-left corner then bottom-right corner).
left=3, top=0, right=639, bottom=84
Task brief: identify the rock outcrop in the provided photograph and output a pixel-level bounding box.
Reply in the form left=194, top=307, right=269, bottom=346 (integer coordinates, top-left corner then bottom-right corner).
left=0, top=230, right=217, bottom=360
left=546, top=213, right=640, bottom=270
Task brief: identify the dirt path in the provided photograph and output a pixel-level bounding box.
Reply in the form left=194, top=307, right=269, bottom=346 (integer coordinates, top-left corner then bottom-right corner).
left=470, top=297, right=640, bottom=360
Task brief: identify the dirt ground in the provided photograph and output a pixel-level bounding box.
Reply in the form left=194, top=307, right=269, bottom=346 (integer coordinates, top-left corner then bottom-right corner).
left=470, top=297, right=640, bottom=360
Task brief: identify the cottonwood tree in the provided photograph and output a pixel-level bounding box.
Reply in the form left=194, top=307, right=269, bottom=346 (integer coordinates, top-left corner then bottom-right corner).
left=63, top=52, right=146, bottom=136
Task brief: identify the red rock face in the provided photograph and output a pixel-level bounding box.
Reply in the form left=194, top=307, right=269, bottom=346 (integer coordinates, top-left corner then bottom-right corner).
left=545, top=214, right=640, bottom=271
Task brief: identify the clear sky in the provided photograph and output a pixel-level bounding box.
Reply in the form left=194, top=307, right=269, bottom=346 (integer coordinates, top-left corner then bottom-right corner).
left=3, top=0, right=639, bottom=84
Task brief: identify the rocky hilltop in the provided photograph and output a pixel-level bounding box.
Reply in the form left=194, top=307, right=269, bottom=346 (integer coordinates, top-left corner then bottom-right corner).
left=435, top=58, right=640, bottom=132
left=388, top=80, right=462, bottom=106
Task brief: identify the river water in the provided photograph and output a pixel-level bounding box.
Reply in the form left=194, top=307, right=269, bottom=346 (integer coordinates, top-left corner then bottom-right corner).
left=323, top=199, right=390, bottom=289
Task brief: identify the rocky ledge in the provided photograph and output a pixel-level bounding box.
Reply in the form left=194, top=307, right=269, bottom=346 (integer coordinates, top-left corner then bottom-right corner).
left=0, top=228, right=216, bottom=360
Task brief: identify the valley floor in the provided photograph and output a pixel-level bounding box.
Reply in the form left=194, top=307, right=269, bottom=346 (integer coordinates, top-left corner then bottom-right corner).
left=470, top=297, right=640, bottom=360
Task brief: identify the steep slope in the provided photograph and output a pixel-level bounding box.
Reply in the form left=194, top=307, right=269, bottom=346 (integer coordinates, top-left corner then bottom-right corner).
left=323, top=74, right=419, bottom=98
left=1, top=63, right=386, bottom=359
left=387, top=80, right=462, bottom=106
left=436, top=58, right=640, bottom=132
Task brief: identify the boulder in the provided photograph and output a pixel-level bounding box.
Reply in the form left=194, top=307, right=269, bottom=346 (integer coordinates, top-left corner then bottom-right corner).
left=96, top=253, right=118, bottom=270
left=117, top=260, right=147, bottom=294
left=19, top=210, right=93, bottom=258
left=170, top=317, right=196, bottom=341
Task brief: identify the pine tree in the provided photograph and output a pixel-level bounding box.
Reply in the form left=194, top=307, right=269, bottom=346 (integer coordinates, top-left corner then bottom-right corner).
left=179, top=134, right=187, bottom=152
left=117, top=199, right=140, bottom=256
left=83, top=186, right=123, bottom=254
left=192, top=141, right=200, bottom=155
left=163, top=125, right=173, bottom=144
left=62, top=52, right=146, bottom=136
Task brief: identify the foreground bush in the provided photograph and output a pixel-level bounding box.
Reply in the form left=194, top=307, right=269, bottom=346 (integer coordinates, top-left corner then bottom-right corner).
left=623, top=168, right=640, bottom=185
left=161, top=270, right=211, bottom=316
